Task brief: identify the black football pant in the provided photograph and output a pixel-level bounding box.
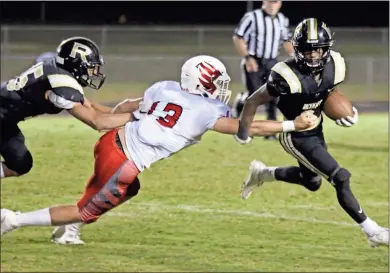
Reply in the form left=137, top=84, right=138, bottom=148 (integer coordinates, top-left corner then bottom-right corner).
left=0, top=121, right=33, bottom=176
left=274, top=131, right=367, bottom=224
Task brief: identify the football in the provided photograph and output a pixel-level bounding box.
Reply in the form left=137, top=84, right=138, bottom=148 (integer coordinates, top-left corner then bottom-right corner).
left=323, top=90, right=353, bottom=121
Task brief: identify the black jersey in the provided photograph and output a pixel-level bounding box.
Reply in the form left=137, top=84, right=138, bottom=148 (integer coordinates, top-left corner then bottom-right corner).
left=266, top=50, right=346, bottom=135
left=0, top=58, right=85, bottom=124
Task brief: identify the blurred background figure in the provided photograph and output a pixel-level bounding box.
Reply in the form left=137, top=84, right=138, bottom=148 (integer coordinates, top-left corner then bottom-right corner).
left=118, top=14, right=127, bottom=25
left=232, top=0, right=294, bottom=140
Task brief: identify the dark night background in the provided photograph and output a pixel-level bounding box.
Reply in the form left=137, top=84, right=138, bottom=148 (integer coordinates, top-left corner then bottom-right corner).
left=0, top=1, right=389, bottom=27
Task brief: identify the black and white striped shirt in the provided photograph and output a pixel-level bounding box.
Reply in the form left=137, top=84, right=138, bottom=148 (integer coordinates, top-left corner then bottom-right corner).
left=234, top=8, right=292, bottom=59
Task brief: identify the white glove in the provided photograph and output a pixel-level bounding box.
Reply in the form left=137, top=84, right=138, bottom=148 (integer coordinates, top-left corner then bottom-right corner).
left=336, top=107, right=358, bottom=127
left=233, top=135, right=252, bottom=145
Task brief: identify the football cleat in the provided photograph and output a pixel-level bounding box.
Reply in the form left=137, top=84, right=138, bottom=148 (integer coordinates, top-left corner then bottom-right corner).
left=51, top=225, right=85, bottom=245
left=365, top=227, right=389, bottom=248
left=1, top=209, right=20, bottom=236
left=241, top=160, right=267, bottom=200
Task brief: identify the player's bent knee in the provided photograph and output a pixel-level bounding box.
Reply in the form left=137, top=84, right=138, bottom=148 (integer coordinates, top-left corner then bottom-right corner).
left=125, top=178, right=141, bottom=197
left=302, top=175, right=322, bottom=192
left=331, top=168, right=351, bottom=188
left=5, top=151, right=33, bottom=176
left=79, top=207, right=100, bottom=224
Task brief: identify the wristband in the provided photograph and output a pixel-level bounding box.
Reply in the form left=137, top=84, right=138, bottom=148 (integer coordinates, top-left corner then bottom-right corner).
left=282, top=120, right=295, bottom=132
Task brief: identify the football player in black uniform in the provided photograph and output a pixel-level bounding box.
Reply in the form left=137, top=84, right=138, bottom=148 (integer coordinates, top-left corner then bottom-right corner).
left=234, top=18, right=388, bottom=247
left=1, top=52, right=57, bottom=88
left=0, top=37, right=139, bottom=180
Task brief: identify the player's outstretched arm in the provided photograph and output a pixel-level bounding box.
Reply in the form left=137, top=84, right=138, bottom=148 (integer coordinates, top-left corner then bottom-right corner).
left=235, top=84, right=275, bottom=141
left=212, top=110, right=317, bottom=137
left=249, top=110, right=318, bottom=136
left=68, top=101, right=133, bottom=131
left=89, top=102, right=114, bottom=113
left=111, top=98, right=143, bottom=114
left=88, top=98, right=143, bottom=114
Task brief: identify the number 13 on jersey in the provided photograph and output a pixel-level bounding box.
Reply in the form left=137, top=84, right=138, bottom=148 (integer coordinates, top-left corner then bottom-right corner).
left=147, top=101, right=183, bottom=128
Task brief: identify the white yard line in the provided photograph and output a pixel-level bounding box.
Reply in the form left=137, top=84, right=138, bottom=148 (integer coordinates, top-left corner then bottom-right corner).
left=9, top=193, right=389, bottom=209
left=109, top=202, right=358, bottom=227
left=4, top=193, right=387, bottom=227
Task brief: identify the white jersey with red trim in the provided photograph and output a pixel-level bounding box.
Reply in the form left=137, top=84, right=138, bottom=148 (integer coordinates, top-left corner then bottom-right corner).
left=125, top=80, right=231, bottom=171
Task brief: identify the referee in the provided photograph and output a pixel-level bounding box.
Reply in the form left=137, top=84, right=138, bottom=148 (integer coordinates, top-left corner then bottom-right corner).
left=232, top=1, right=294, bottom=140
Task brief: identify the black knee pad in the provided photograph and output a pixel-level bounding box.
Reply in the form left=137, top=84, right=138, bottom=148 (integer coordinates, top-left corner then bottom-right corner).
left=125, top=178, right=141, bottom=197
left=302, top=175, right=322, bottom=192
left=331, top=168, right=351, bottom=189
left=5, top=151, right=33, bottom=175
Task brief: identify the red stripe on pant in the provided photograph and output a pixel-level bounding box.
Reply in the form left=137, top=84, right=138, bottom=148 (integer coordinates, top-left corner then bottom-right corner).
left=77, top=129, right=140, bottom=224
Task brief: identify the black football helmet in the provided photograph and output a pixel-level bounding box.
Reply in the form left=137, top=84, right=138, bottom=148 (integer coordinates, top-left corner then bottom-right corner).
left=291, top=18, right=334, bottom=73
left=56, top=37, right=106, bottom=89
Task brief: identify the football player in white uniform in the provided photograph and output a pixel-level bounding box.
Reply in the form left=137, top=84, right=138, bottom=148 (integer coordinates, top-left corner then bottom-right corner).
left=1, top=55, right=318, bottom=244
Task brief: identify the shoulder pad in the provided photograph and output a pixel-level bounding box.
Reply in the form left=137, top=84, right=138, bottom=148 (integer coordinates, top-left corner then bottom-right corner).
left=42, top=58, right=61, bottom=74
left=47, top=74, right=84, bottom=103
left=271, top=62, right=302, bottom=94
left=47, top=74, right=84, bottom=95
left=267, top=71, right=290, bottom=96
left=144, top=81, right=165, bottom=96
left=50, top=87, right=84, bottom=104
left=329, top=50, right=346, bottom=85
left=284, top=57, right=296, bottom=65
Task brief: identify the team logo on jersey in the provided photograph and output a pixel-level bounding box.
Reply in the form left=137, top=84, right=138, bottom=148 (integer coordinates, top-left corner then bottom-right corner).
left=302, top=99, right=323, bottom=110
left=196, top=62, right=222, bottom=94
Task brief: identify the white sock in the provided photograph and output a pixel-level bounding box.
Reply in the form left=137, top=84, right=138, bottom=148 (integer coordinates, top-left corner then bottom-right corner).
left=15, top=208, right=52, bottom=227
left=265, top=166, right=277, bottom=181
left=0, top=162, right=5, bottom=178
left=67, top=222, right=85, bottom=232
left=359, top=217, right=379, bottom=235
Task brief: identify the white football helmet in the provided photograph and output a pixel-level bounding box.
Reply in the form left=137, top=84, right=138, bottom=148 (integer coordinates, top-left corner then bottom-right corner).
left=180, top=55, right=232, bottom=104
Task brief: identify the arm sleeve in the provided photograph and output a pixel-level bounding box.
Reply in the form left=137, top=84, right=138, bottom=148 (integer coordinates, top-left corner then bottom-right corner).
left=201, top=101, right=232, bottom=130
left=48, top=90, right=82, bottom=110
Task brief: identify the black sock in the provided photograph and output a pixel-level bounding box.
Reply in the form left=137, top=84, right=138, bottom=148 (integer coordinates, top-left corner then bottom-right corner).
left=275, top=167, right=301, bottom=184
left=335, top=181, right=367, bottom=224
left=275, top=167, right=322, bottom=192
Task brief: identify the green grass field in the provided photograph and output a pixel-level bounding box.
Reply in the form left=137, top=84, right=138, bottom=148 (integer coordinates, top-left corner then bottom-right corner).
left=87, top=82, right=389, bottom=104
left=1, top=113, right=388, bottom=272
